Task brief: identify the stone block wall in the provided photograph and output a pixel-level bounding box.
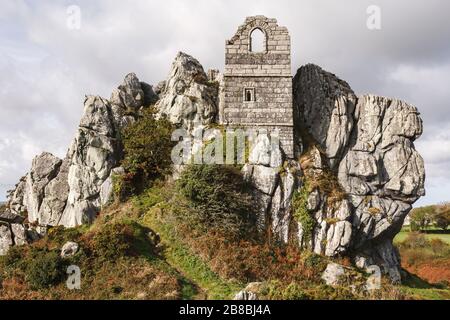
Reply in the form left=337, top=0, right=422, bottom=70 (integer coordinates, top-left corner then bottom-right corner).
left=222, top=16, right=294, bottom=158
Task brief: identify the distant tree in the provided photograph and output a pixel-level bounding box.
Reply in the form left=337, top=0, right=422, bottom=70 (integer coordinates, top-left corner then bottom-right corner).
left=410, top=206, right=434, bottom=231
left=433, top=203, right=450, bottom=231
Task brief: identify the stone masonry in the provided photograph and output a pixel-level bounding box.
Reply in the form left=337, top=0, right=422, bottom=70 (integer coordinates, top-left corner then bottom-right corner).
left=222, top=16, right=294, bottom=158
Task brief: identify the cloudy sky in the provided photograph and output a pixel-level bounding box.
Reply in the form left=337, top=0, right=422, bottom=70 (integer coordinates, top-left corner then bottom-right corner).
left=0, top=0, right=449, bottom=206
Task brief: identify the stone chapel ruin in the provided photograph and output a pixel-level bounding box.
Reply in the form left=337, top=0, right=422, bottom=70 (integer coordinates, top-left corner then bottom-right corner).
left=221, top=16, right=294, bottom=158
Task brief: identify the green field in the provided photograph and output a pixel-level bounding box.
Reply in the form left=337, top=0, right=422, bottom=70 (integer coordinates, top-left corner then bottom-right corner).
left=394, top=229, right=450, bottom=244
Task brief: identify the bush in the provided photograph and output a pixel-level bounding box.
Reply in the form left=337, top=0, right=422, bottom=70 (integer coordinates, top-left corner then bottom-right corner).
left=26, top=250, right=66, bottom=290
left=292, top=183, right=315, bottom=241
left=176, top=164, right=255, bottom=237
left=281, top=282, right=309, bottom=300
left=46, top=226, right=82, bottom=247
left=112, top=172, right=137, bottom=202
left=90, top=221, right=155, bottom=261
left=1, top=245, right=26, bottom=269
left=120, top=108, right=175, bottom=196
left=263, top=280, right=308, bottom=300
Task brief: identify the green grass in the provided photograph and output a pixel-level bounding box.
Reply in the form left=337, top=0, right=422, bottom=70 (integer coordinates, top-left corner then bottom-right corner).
left=400, top=272, right=450, bottom=300
left=394, top=229, right=450, bottom=244
left=140, top=207, right=243, bottom=300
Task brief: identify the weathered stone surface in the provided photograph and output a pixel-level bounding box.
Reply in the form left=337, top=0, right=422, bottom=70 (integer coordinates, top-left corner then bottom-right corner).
left=59, top=95, right=121, bottom=227
left=233, top=291, right=257, bottom=300
left=61, top=241, right=79, bottom=258
left=244, top=165, right=279, bottom=196
left=294, top=65, right=425, bottom=282
left=38, top=158, right=70, bottom=226
left=25, top=152, right=63, bottom=224
left=248, top=133, right=283, bottom=168
left=321, top=263, right=346, bottom=287
left=0, top=211, right=24, bottom=224
left=7, top=72, right=155, bottom=234
left=156, top=52, right=218, bottom=130
left=337, top=95, right=424, bottom=280
left=250, top=189, right=272, bottom=232
left=11, top=224, right=27, bottom=246
left=244, top=133, right=300, bottom=242
left=100, top=167, right=125, bottom=207
left=271, top=169, right=297, bottom=243
left=58, top=74, right=151, bottom=227
left=0, top=225, right=13, bottom=256
left=338, top=95, right=425, bottom=203
left=325, top=221, right=352, bottom=256
left=233, top=282, right=262, bottom=300
left=293, top=64, right=356, bottom=167
left=7, top=176, right=27, bottom=216
left=354, top=240, right=402, bottom=284
left=7, top=153, right=69, bottom=230
left=110, top=73, right=145, bottom=111
left=110, top=73, right=154, bottom=129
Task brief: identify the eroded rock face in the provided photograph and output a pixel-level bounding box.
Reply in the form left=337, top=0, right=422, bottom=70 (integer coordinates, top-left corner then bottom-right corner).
left=293, top=64, right=357, bottom=167
left=243, top=134, right=301, bottom=238
left=293, top=64, right=425, bottom=282
left=110, top=73, right=157, bottom=129
left=156, top=52, right=218, bottom=130
left=59, top=95, right=121, bottom=227
left=6, top=74, right=151, bottom=232
left=0, top=210, right=27, bottom=255
left=0, top=225, right=13, bottom=256
left=24, top=152, right=63, bottom=224
left=6, top=152, right=67, bottom=230
left=337, top=95, right=424, bottom=282
left=7, top=176, right=27, bottom=216
left=38, top=158, right=70, bottom=226
left=5, top=54, right=217, bottom=236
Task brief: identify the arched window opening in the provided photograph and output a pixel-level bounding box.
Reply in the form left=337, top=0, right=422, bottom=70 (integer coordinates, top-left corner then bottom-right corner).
left=250, top=28, right=265, bottom=53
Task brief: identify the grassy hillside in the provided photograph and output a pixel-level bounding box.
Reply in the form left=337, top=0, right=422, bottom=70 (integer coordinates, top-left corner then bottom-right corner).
left=1, top=175, right=449, bottom=300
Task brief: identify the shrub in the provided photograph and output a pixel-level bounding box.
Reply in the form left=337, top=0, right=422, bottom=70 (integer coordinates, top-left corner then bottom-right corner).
left=90, top=221, right=155, bottom=261
left=176, top=164, right=255, bottom=237
left=112, top=172, right=137, bottom=202
left=302, top=251, right=326, bottom=270
left=26, top=250, right=66, bottom=290
left=46, top=226, right=82, bottom=247
left=120, top=107, right=175, bottom=196
left=281, top=282, right=309, bottom=300
left=263, top=280, right=308, bottom=300
left=1, top=245, right=26, bottom=269
left=292, top=183, right=315, bottom=241
left=91, top=223, right=134, bottom=260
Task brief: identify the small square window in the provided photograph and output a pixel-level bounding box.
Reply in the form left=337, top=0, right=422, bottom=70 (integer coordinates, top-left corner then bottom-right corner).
left=244, top=88, right=255, bottom=102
